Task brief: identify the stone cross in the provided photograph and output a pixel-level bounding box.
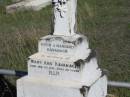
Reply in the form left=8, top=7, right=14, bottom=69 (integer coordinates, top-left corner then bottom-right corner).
left=52, top=0, right=77, bottom=36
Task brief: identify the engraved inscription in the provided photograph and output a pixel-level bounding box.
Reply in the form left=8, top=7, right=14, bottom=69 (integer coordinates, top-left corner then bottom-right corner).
left=40, top=39, right=75, bottom=53
left=29, top=59, right=80, bottom=77
left=49, top=71, right=60, bottom=76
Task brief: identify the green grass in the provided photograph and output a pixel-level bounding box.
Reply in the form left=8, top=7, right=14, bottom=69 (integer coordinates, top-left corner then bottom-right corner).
left=0, top=0, right=130, bottom=97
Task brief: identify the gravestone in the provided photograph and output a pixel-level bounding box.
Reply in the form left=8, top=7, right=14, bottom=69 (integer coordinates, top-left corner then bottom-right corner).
left=17, top=0, right=107, bottom=97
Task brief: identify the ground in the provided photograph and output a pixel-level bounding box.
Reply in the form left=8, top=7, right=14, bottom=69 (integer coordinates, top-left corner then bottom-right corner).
left=0, top=0, right=130, bottom=97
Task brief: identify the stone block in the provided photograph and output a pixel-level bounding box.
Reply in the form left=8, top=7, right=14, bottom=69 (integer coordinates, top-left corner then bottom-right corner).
left=17, top=76, right=83, bottom=97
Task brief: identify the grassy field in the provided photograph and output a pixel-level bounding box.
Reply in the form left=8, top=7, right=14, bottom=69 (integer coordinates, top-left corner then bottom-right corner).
left=0, top=0, right=130, bottom=96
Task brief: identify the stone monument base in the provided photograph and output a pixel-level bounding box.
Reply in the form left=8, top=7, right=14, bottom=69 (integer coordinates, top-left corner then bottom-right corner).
left=17, top=75, right=107, bottom=97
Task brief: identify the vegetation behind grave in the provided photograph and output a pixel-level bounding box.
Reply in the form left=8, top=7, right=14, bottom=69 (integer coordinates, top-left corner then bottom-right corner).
left=0, top=0, right=130, bottom=97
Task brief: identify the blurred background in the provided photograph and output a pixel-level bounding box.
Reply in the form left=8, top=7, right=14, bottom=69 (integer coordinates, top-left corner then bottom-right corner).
left=0, top=0, right=130, bottom=96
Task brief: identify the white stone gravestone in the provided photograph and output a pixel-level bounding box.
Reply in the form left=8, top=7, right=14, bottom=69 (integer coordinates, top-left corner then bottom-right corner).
left=17, top=0, right=107, bottom=97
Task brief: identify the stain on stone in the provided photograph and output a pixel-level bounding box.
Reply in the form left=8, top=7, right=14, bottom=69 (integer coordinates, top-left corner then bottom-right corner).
left=77, top=37, right=83, bottom=44
left=74, top=50, right=97, bottom=68
left=45, top=37, right=52, bottom=41
left=74, top=59, right=85, bottom=68
left=73, top=37, right=83, bottom=45
left=85, top=49, right=97, bottom=63
left=64, top=40, right=75, bottom=45
left=80, top=86, right=89, bottom=97
left=44, top=36, right=85, bottom=46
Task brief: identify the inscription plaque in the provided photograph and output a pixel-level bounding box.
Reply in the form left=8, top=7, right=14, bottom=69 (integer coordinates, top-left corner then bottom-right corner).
left=28, top=53, right=82, bottom=81
left=39, top=37, right=75, bottom=55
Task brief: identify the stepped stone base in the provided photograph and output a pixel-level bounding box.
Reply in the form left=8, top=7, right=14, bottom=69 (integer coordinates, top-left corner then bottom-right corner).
left=17, top=34, right=107, bottom=97
left=17, top=76, right=107, bottom=97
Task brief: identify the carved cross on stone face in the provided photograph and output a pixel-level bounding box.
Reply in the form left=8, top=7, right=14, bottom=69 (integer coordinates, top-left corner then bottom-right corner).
left=52, top=0, right=77, bottom=36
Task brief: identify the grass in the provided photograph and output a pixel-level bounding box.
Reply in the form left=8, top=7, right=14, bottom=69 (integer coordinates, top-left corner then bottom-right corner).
left=0, top=0, right=130, bottom=97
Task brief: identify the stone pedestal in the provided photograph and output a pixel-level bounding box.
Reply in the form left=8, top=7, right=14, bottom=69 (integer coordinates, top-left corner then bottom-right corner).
left=17, top=75, right=107, bottom=97
left=16, top=0, right=107, bottom=96
left=17, top=34, right=107, bottom=97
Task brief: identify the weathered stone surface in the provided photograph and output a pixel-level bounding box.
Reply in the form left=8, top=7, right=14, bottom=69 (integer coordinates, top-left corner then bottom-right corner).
left=17, top=76, right=83, bottom=97
left=27, top=35, right=102, bottom=86
left=28, top=52, right=81, bottom=82
left=17, top=32, right=107, bottom=97
left=87, top=76, right=107, bottom=97
left=28, top=52, right=102, bottom=86
left=17, top=75, right=107, bottom=97
left=38, top=35, right=90, bottom=59
left=53, top=0, right=77, bottom=36
left=16, top=0, right=107, bottom=96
